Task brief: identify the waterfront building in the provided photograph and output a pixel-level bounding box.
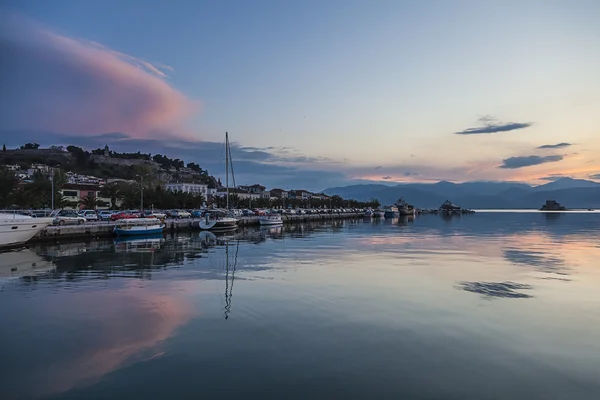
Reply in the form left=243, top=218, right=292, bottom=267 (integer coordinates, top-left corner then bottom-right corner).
left=165, top=182, right=208, bottom=196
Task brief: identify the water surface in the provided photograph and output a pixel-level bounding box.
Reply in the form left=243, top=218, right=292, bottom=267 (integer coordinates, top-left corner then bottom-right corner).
left=1, top=212, right=599, bottom=399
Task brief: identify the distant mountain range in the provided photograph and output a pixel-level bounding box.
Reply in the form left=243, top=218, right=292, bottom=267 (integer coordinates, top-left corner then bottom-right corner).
left=323, top=178, right=600, bottom=209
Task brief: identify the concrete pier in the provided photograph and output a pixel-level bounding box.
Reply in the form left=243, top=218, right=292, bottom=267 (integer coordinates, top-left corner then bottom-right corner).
left=33, top=213, right=365, bottom=243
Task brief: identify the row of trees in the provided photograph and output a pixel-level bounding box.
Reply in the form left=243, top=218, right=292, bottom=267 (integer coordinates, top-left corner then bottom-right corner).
left=0, top=169, right=65, bottom=209
left=212, top=194, right=381, bottom=210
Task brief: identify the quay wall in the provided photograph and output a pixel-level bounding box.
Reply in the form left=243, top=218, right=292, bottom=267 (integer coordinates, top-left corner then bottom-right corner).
left=33, top=213, right=365, bottom=243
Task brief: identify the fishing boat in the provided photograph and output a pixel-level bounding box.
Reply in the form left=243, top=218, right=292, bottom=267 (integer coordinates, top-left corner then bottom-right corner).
left=0, top=213, right=54, bottom=250
left=113, top=218, right=165, bottom=236
left=396, top=198, right=415, bottom=216
left=200, top=132, right=239, bottom=231
left=364, top=209, right=374, bottom=218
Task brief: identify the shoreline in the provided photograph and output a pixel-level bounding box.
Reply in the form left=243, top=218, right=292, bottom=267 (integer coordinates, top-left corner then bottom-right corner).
left=32, top=213, right=365, bottom=244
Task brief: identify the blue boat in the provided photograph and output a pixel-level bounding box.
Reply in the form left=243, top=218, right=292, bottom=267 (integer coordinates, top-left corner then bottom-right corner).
left=113, top=219, right=165, bottom=236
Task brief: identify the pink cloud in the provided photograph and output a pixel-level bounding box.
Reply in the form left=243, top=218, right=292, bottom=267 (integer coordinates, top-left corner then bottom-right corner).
left=0, top=13, right=200, bottom=140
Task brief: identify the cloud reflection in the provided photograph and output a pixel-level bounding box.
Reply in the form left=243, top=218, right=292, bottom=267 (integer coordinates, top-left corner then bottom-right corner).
left=456, top=281, right=534, bottom=299
left=18, top=282, right=195, bottom=398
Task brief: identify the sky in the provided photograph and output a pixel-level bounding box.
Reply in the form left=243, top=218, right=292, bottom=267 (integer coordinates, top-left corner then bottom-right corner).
left=1, top=0, right=599, bottom=191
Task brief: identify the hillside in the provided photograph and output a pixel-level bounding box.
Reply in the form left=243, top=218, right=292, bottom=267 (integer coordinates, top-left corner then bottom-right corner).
left=0, top=145, right=219, bottom=187
left=323, top=178, right=600, bottom=209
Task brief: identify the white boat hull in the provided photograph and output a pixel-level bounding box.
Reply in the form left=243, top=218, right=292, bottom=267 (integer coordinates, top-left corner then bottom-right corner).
left=199, top=216, right=238, bottom=231
left=0, top=214, right=54, bottom=249
left=258, top=216, right=283, bottom=225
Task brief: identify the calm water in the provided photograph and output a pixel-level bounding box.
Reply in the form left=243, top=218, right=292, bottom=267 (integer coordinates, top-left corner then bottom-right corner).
left=1, top=213, right=600, bottom=400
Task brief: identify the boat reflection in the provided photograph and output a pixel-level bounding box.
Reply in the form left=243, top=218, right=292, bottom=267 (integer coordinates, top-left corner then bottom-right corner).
left=0, top=248, right=55, bottom=278
left=114, top=234, right=165, bottom=253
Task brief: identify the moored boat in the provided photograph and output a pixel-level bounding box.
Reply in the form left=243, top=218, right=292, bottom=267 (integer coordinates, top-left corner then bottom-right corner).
left=258, top=214, right=283, bottom=225
left=113, top=218, right=165, bottom=236
left=373, top=210, right=385, bottom=218
left=0, top=213, right=54, bottom=250
left=199, top=132, right=239, bottom=232
left=199, top=211, right=239, bottom=231
left=395, top=198, right=415, bottom=216
left=383, top=206, right=399, bottom=218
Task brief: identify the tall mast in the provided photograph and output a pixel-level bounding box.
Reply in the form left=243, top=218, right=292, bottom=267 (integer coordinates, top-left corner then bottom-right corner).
left=226, top=131, right=229, bottom=210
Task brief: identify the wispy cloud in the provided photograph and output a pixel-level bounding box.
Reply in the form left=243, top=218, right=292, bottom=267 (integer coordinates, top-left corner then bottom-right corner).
left=590, top=174, right=600, bottom=180
left=0, top=13, right=198, bottom=140
left=382, top=176, right=392, bottom=180
left=403, top=171, right=420, bottom=177
left=537, top=143, right=572, bottom=149
left=455, top=116, right=532, bottom=135
left=499, top=155, right=563, bottom=169
left=538, top=174, right=569, bottom=181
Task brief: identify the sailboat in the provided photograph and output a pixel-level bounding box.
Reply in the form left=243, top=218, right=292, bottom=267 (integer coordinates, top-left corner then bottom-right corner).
left=199, top=132, right=239, bottom=231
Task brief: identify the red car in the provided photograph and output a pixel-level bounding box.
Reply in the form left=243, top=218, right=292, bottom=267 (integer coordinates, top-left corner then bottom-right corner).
left=110, top=212, right=139, bottom=221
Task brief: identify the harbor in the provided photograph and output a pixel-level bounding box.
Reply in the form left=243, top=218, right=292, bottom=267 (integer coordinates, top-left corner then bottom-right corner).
left=32, top=212, right=366, bottom=243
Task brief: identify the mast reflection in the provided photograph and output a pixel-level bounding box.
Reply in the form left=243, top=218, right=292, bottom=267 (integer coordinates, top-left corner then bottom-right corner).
left=224, top=240, right=240, bottom=320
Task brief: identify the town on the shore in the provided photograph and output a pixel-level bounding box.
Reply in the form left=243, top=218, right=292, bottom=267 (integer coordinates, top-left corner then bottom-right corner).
left=0, top=143, right=381, bottom=211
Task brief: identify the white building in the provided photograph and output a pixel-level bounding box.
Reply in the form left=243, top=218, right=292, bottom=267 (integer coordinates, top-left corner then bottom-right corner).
left=165, top=182, right=208, bottom=196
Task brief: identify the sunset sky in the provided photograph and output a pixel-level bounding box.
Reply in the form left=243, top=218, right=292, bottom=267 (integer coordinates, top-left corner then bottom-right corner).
left=1, top=0, right=599, bottom=190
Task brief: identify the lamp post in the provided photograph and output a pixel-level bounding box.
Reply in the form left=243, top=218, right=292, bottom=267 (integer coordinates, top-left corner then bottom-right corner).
left=136, top=174, right=145, bottom=213
left=51, top=167, right=54, bottom=211
left=50, top=164, right=60, bottom=211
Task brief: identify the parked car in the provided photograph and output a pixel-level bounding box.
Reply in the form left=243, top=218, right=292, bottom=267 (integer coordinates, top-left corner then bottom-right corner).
left=78, top=210, right=98, bottom=221
left=111, top=212, right=139, bottom=221
left=191, top=210, right=203, bottom=218
left=97, top=210, right=114, bottom=221
left=171, top=210, right=191, bottom=219
left=53, top=210, right=86, bottom=225
left=144, top=210, right=167, bottom=219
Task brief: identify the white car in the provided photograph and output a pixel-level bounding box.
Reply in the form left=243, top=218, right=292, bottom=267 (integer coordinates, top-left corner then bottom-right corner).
left=172, top=210, right=191, bottom=219
left=97, top=210, right=114, bottom=220
left=78, top=210, right=98, bottom=221
left=53, top=210, right=86, bottom=225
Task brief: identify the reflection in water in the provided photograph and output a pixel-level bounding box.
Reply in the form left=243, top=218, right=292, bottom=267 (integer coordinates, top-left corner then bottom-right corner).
left=502, top=249, right=567, bottom=275
left=224, top=240, right=239, bottom=320
left=456, top=281, right=534, bottom=299
left=1, top=214, right=600, bottom=399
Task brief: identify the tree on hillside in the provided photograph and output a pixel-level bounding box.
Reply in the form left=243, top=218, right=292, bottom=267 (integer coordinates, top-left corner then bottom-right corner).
left=2, top=144, right=6, bottom=152
left=20, top=143, right=40, bottom=150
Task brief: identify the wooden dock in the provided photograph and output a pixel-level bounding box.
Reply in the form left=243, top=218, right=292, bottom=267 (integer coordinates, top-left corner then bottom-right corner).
left=33, top=213, right=365, bottom=243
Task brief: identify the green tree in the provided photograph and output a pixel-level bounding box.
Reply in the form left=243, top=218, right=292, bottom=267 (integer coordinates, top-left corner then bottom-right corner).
left=99, top=182, right=124, bottom=209
left=79, top=195, right=97, bottom=210
left=20, top=143, right=40, bottom=150
left=0, top=167, right=18, bottom=207
left=331, top=195, right=344, bottom=208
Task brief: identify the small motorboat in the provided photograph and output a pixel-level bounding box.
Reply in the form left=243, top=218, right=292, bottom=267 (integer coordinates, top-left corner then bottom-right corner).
left=113, top=218, right=165, bottom=236
left=199, top=211, right=238, bottom=231
left=258, top=214, right=283, bottom=226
